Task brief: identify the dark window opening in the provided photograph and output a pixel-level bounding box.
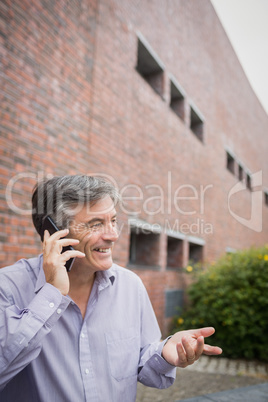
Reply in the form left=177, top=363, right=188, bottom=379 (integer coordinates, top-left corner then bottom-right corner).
left=226, top=152, right=235, bottom=174
left=246, top=173, right=252, bottom=190
left=128, top=228, right=160, bottom=268
left=238, top=164, right=244, bottom=181
left=136, top=38, right=164, bottom=97
left=265, top=192, right=268, bottom=206
left=190, top=105, right=204, bottom=142
left=170, top=80, right=185, bottom=121
left=165, top=289, right=184, bottom=318
left=189, top=242, right=203, bottom=264
left=167, top=237, right=183, bottom=269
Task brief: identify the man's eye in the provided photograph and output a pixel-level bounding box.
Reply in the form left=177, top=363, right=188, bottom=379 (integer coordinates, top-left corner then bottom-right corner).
left=91, top=223, right=102, bottom=229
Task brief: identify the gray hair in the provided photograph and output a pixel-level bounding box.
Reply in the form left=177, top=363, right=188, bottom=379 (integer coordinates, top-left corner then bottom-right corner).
left=32, top=175, right=120, bottom=240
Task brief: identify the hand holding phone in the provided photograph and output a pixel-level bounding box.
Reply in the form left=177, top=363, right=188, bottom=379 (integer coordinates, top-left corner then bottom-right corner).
left=41, top=216, right=85, bottom=295
left=42, top=216, right=75, bottom=272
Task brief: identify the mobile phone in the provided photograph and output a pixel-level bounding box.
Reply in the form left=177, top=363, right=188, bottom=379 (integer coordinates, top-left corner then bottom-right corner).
left=42, top=216, right=75, bottom=272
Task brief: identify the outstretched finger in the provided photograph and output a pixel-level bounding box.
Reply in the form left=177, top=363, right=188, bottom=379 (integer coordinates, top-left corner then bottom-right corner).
left=203, top=344, right=223, bottom=355
left=189, top=327, right=215, bottom=339
left=195, top=336, right=204, bottom=359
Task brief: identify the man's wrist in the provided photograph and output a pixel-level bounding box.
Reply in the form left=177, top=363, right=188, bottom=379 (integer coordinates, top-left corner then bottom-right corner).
left=161, top=336, right=172, bottom=361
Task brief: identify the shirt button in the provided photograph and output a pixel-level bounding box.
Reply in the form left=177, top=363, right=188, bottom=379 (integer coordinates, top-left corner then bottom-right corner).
left=57, top=308, right=62, bottom=314
left=85, top=368, right=89, bottom=375
left=81, top=333, right=85, bottom=338
left=49, top=302, right=54, bottom=308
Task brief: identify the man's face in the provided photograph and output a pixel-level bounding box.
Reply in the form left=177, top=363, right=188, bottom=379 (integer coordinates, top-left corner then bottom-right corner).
left=69, top=196, right=118, bottom=273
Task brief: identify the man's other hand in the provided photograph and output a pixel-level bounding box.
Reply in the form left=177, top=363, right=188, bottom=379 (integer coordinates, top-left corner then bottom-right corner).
left=162, top=327, right=222, bottom=367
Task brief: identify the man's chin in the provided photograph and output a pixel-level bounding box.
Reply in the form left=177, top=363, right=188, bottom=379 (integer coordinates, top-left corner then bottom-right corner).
left=102, top=261, right=113, bottom=270
left=97, top=258, right=114, bottom=271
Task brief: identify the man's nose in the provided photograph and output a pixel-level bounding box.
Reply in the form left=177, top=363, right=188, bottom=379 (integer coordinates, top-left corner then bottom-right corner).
left=102, top=223, right=119, bottom=241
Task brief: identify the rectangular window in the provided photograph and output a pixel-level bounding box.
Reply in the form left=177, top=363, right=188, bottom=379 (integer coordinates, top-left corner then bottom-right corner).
left=190, top=104, right=204, bottom=142
left=128, top=228, right=160, bottom=268
left=165, top=289, right=184, bottom=318
left=238, top=164, right=244, bottom=181
left=246, top=173, right=252, bottom=190
left=169, top=78, right=185, bottom=122
left=189, top=242, right=203, bottom=264
left=136, top=36, right=164, bottom=97
left=166, top=236, right=183, bottom=269
left=265, top=191, right=268, bottom=206
left=226, top=151, right=235, bottom=174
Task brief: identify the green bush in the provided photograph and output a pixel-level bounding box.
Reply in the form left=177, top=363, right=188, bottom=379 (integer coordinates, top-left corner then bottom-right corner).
left=172, top=246, right=268, bottom=361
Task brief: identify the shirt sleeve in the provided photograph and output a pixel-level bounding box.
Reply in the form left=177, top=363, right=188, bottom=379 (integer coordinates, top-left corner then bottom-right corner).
left=137, top=280, right=177, bottom=388
left=0, top=277, right=70, bottom=391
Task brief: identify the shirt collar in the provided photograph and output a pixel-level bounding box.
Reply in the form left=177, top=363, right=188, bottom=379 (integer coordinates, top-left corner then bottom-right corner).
left=95, top=267, right=116, bottom=291
left=35, top=255, right=116, bottom=293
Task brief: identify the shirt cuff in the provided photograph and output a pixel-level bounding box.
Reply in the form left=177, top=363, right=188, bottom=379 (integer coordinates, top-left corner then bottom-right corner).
left=152, top=337, right=176, bottom=375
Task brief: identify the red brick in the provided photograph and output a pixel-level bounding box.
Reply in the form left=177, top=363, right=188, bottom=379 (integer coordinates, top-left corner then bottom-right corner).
left=0, top=0, right=267, bottom=334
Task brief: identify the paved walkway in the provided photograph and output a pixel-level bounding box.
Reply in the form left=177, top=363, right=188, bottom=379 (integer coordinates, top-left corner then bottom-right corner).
left=183, top=355, right=268, bottom=377
left=178, top=383, right=268, bottom=401
left=136, top=356, right=268, bottom=401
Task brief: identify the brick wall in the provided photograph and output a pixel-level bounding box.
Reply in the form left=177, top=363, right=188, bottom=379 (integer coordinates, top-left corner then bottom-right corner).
left=1, top=0, right=268, bottom=334
left=0, top=0, right=97, bottom=264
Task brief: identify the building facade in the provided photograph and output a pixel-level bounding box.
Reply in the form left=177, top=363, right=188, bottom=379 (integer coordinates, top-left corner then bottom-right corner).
left=1, top=0, right=268, bottom=334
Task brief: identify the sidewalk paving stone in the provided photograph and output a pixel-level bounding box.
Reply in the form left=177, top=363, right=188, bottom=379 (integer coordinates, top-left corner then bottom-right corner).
left=136, top=356, right=268, bottom=402
left=177, top=382, right=268, bottom=401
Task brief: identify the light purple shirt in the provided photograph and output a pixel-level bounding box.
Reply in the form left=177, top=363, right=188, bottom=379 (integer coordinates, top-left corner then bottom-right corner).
left=0, top=255, right=176, bottom=401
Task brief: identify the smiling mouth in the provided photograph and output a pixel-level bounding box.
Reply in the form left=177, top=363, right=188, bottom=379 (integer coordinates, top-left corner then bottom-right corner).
left=94, top=248, right=111, bottom=253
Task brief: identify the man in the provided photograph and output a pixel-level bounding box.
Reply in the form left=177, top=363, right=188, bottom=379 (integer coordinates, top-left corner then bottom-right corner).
left=0, top=175, right=222, bottom=401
